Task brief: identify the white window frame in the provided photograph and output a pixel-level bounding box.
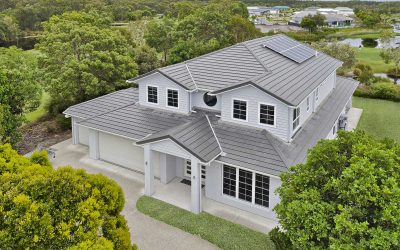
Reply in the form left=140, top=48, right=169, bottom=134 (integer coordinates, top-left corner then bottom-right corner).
left=306, top=96, right=310, bottom=112
left=184, top=159, right=206, bottom=180
left=221, top=164, right=271, bottom=209
left=166, top=87, right=179, bottom=109
left=231, top=98, right=248, bottom=122
left=292, top=106, right=300, bottom=132
left=258, top=102, right=276, bottom=128
left=146, top=84, right=159, bottom=105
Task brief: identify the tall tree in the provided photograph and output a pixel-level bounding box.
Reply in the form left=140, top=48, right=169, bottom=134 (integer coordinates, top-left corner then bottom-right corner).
left=36, top=11, right=137, bottom=114
left=312, top=41, right=357, bottom=69
left=275, top=131, right=400, bottom=249
left=134, top=44, right=160, bottom=74
left=144, top=18, right=175, bottom=64
left=0, top=47, right=41, bottom=146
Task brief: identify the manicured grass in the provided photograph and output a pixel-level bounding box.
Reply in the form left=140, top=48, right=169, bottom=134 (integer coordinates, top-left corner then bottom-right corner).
left=25, top=92, right=50, bottom=123
left=353, top=96, right=400, bottom=142
left=328, top=27, right=390, bottom=40
left=355, top=47, right=394, bottom=73
left=136, top=196, right=276, bottom=250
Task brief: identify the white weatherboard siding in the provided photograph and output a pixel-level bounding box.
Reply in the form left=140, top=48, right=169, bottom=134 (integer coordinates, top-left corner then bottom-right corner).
left=315, top=72, right=335, bottom=110
left=191, top=90, right=221, bottom=111
left=205, top=162, right=281, bottom=220
left=137, top=73, right=190, bottom=114
left=220, top=85, right=289, bottom=141
left=98, top=132, right=160, bottom=177
left=150, top=139, right=192, bottom=160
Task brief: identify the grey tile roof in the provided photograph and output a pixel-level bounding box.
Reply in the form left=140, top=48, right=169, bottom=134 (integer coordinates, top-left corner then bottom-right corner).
left=129, top=34, right=342, bottom=106
left=78, top=104, right=193, bottom=140
left=137, top=115, right=222, bottom=163
left=63, top=88, right=139, bottom=119
left=74, top=76, right=357, bottom=176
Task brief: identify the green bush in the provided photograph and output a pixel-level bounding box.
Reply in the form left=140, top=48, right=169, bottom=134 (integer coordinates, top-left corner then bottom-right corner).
left=354, top=82, right=400, bottom=101
left=56, top=114, right=71, bottom=131
left=269, top=227, right=293, bottom=250
left=0, top=144, right=136, bottom=249
left=387, top=67, right=400, bottom=78
left=372, top=82, right=400, bottom=100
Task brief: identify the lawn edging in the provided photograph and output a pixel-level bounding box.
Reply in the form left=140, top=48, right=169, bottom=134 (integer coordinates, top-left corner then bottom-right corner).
left=136, top=196, right=276, bottom=250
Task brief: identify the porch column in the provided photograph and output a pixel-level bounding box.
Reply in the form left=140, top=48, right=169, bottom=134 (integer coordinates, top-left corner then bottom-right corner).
left=88, top=129, right=99, bottom=159
left=144, top=144, right=155, bottom=196
left=190, top=156, right=202, bottom=214
left=71, top=117, right=79, bottom=145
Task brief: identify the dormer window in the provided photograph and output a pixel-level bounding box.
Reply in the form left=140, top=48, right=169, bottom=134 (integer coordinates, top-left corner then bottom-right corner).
left=232, top=99, right=247, bottom=121
left=147, top=85, right=158, bottom=104
left=167, top=88, right=179, bottom=108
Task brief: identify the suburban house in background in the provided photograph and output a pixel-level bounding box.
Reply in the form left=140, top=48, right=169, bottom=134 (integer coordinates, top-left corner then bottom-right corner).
left=64, top=34, right=358, bottom=220
left=290, top=8, right=354, bottom=27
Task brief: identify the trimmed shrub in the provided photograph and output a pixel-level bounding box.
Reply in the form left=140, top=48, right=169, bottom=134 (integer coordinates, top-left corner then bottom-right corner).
left=269, top=227, right=293, bottom=250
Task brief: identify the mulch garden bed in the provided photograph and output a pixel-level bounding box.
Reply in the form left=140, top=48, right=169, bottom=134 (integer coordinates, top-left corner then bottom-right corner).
left=18, top=116, right=71, bottom=155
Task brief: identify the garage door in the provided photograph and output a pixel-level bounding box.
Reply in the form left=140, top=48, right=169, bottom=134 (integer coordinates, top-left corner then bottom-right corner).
left=78, top=126, right=89, bottom=146
left=98, top=132, right=160, bottom=177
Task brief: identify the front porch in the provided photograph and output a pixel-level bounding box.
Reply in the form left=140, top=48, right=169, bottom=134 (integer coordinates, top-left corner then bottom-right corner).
left=49, top=139, right=278, bottom=233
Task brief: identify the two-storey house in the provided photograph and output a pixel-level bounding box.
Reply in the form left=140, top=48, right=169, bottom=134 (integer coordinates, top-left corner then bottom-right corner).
left=64, top=35, right=358, bottom=220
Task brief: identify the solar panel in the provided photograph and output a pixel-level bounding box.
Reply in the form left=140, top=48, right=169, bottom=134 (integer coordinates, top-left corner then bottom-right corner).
left=263, top=36, right=316, bottom=63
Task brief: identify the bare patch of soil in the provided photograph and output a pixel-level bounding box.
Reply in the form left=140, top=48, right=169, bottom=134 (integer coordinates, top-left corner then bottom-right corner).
left=18, top=116, right=71, bottom=155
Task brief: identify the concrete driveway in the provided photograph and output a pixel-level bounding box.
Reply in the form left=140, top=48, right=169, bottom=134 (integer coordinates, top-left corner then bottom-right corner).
left=50, top=139, right=219, bottom=250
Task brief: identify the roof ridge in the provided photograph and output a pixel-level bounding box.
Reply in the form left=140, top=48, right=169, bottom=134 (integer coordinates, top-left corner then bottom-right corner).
left=185, top=63, right=198, bottom=90
left=205, top=115, right=223, bottom=153
left=261, top=130, right=290, bottom=169
left=242, top=42, right=270, bottom=71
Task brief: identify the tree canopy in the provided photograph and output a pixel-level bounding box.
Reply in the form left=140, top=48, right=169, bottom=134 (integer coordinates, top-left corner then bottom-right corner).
left=36, top=11, right=137, bottom=114
left=0, top=144, right=135, bottom=249
left=0, top=47, right=41, bottom=146
left=301, top=14, right=325, bottom=32
left=275, top=131, right=400, bottom=249
left=312, top=40, right=357, bottom=70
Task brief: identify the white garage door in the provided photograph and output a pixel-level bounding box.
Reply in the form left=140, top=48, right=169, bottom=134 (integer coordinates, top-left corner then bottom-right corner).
left=78, top=126, right=89, bottom=146
left=98, top=132, right=160, bottom=177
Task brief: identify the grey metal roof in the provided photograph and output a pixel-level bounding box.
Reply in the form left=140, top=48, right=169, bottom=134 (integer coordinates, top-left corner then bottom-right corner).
left=129, top=34, right=342, bottom=106
left=63, top=88, right=139, bottom=119
left=74, top=75, right=357, bottom=177
left=137, top=115, right=222, bottom=163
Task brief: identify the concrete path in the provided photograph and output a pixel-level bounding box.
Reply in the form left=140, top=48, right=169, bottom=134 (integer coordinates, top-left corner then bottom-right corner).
left=50, top=139, right=219, bottom=250
left=347, top=107, right=363, bottom=131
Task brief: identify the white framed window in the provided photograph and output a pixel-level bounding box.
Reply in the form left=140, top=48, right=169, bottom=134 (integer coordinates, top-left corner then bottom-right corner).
left=292, top=107, right=300, bottom=131
left=316, top=87, right=320, bottom=102
left=222, top=164, right=270, bottom=208
left=185, top=160, right=206, bottom=180
left=147, top=85, right=158, bottom=104
left=306, top=96, right=310, bottom=112
left=166, top=88, right=179, bottom=108
left=259, top=103, right=276, bottom=126
left=232, top=99, right=247, bottom=121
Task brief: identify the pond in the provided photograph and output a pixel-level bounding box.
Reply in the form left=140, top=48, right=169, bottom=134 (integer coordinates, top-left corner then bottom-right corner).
left=374, top=73, right=399, bottom=85
left=339, top=36, right=400, bottom=48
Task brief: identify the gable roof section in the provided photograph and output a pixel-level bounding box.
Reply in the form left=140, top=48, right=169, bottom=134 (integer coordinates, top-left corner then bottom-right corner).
left=128, top=34, right=342, bottom=106
left=63, top=88, right=138, bottom=119
left=137, top=115, right=222, bottom=163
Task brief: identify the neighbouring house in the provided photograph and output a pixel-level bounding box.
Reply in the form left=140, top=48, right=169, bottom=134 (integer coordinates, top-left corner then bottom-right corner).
left=290, top=9, right=353, bottom=27
left=247, top=6, right=278, bottom=17
left=335, top=7, right=355, bottom=16
left=63, top=35, right=358, bottom=220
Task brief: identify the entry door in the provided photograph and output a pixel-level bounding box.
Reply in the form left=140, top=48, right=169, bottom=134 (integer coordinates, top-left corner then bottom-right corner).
left=184, top=159, right=206, bottom=180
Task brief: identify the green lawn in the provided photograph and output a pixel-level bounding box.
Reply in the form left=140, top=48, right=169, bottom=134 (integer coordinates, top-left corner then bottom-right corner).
left=353, top=96, right=400, bottom=142
left=136, top=196, right=276, bottom=250
left=25, top=91, right=50, bottom=123
left=355, top=47, right=394, bottom=73
left=328, top=27, right=390, bottom=40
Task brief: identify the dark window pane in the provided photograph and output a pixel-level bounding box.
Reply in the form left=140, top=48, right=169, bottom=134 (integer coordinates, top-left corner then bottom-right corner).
left=147, top=86, right=158, bottom=103
left=238, top=169, right=252, bottom=202
left=223, top=165, right=236, bottom=197
left=255, top=173, right=269, bottom=207
left=167, top=89, right=178, bottom=107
